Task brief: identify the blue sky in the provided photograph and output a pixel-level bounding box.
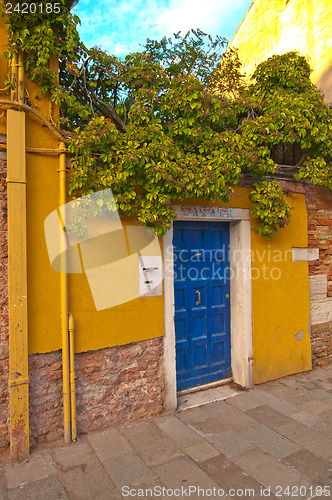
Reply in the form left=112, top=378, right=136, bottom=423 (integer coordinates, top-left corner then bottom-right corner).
left=72, top=0, right=254, bottom=55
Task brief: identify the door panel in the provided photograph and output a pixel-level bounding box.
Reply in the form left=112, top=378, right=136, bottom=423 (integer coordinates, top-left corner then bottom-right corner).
left=173, top=221, right=231, bottom=391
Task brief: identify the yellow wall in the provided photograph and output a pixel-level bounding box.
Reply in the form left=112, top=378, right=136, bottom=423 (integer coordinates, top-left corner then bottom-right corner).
left=171, top=189, right=312, bottom=384
left=230, top=0, right=332, bottom=103
left=0, top=17, right=312, bottom=383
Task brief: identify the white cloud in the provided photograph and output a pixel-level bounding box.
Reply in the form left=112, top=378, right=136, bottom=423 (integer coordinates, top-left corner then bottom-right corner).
left=74, top=0, right=253, bottom=55
left=154, top=0, right=252, bottom=37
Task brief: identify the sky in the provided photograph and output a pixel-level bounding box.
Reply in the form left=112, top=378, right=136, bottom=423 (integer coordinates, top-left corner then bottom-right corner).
left=72, top=0, right=254, bottom=56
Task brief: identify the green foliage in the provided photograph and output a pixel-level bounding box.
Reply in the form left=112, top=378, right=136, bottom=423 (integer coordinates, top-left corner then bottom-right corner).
left=249, top=180, right=292, bottom=238
left=251, top=51, right=314, bottom=96
left=1, top=0, right=81, bottom=93
left=2, top=7, right=332, bottom=237
left=144, top=29, right=227, bottom=85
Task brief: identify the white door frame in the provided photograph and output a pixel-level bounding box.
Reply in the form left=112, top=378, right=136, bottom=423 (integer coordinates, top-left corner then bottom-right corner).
left=163, top=205, right=253, bottom=410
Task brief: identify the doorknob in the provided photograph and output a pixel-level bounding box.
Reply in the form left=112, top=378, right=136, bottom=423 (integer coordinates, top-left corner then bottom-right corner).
left=196, top=290, right=201, bottom=305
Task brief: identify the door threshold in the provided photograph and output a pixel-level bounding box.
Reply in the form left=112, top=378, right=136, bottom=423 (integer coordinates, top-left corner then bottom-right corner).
left=177, top=377, right=233, bottom=396
left=177, top=377, right=242, bottom=411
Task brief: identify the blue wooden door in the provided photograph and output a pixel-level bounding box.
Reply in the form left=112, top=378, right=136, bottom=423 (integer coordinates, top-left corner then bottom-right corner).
left=173, top=221, right=231, bottom=391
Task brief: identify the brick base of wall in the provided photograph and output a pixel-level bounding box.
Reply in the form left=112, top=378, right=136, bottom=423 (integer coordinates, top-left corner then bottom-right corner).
left=28, top=337, right=164, bottom=448
left=311, top=321, right=332, bottom=368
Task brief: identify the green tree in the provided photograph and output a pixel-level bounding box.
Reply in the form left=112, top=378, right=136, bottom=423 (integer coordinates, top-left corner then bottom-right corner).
left=2, top=2, right=332, bottom=237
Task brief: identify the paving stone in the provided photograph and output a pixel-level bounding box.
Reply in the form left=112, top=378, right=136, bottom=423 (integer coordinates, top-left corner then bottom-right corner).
left=8, top=475, right=69, bottom=500
left=90, top=490, right=124, bottom=500
left=246, top=405, right=292, bottom=429
left=198, top=453, right=266, bottom=497
left=198, top=452, right=249, bottom=482
left=241, top=423, right=301, bottom=459
left=120, top=420, right=165, bottom=449
left=184, top=441, right=219, bottom=463
left=322, top=396, right=332, bottom=406
left=290, top=410, right=323, bottom=428
left=225, top=392, right=262, bottom=412
left=251, top=388, right=300, bottom=416
left=119, top=479, right=170, bottom=500
left=231, top=448, right=310, bottom=493
left=4, top=451, right=57, bottom=490
left=304, top=388, right=332, bottom=401
left=132, top=436, right=184, bottom=467
left=53, top=443, right=115, bottom=500
left=318, top=409, right=332, bottom=424
left=312, top=420, right=332, bottom=438
left=0, top=467, right=8, bottom=500
left=177, top=407, right=210, bottom=425
left=190, top=417, right=228, bottom=438
left=202, top=401, right=258, bottom=431
left=260, top=382, right=313, bottom=406
left=280, top=378, right=307, bottom=389
left=282, top=379, right=332, bottom=400
left=152, top=415, right=204, bottom=448
left=276, top=421, right=332, bottom=461
left=281, top=449, right=331, bottom=483
left=153, top=456, right=219, bottom=491
left=103, top=453, right=156, bottom=488
left=300, top=399, right=332, bottom=415
left=87, top=428, right=134, bottom=462
left=313, top=469, right=332, bottom=488
left=206, top=430, right=256, bottom=458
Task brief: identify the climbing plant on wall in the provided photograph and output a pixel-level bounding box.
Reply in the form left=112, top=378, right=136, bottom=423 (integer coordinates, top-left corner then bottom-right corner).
left=1, top=1, right=332, bottom=237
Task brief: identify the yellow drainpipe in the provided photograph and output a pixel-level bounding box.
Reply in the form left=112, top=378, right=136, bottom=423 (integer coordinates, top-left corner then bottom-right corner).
left=69, top=313, right=77, bottom=442
left=7, top=50, right=29, bottom=459
left=59, top=142, right=71, bottom=444
left=10, top=52, right=18, bottom=102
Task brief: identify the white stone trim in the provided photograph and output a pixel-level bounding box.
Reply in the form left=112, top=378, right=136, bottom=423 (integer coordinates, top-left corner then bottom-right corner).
left=173, top=205, right=250, bottom=221
left=309, top=274, right=332, bottom=325
left=163, top=206, right=253, bottom=411
left=292, top=247, right=319, bottom=261
left=163, top=228, right=177, bottom=411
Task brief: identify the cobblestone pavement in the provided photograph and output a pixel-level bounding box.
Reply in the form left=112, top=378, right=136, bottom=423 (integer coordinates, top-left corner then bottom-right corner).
left=0, top=365, right=331, bottom=500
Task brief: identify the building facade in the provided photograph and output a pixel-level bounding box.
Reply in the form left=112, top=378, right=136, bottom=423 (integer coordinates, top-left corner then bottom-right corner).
left=229, top=0, right=332, bottom=369
left=0, top=9, right=331, bottom=458
left=230, top=0, right=332, bottom=104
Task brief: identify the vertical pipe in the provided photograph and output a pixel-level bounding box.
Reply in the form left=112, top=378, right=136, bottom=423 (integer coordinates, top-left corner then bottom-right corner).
left=59, top=142, right=71, bottom=444
left=69, top=314, right=77, bottom=442
left=17, top=52, right=24, bottom=105
left=11, top=52, right=18, bottom=102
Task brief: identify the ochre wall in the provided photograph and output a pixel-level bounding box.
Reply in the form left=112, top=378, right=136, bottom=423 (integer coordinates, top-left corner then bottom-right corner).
left=29, top=180, right=313, bottom=383
left=230, top=0, right=332, bottom=103
left=169, top=188, right=312, bottom=384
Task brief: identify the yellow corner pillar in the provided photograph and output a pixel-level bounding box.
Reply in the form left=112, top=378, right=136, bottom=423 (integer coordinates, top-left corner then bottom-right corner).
left=7, top=109, right=29, bottom=459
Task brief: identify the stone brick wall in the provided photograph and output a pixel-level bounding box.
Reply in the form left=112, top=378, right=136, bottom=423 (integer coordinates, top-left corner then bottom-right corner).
left=28, top=337, right=164, bottom=447
left=305, top=185, right=332, bottom=367
left=0, top=134, right=9, bottom=450
left=306, top=185, right=332, bottom=296
left=310, top=322, right=332, bottom=368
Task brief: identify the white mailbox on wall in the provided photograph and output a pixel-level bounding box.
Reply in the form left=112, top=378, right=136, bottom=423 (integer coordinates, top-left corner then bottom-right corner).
left=139, top=256, right=163, bottom=297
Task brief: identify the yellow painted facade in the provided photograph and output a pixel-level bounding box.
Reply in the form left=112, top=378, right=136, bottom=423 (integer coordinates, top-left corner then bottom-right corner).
left=230, top=0, right=332, bottom=103
left=0, top=15, right=312, bottom=390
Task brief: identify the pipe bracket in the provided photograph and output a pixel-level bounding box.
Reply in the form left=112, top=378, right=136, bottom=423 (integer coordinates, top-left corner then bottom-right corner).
left=8, top=377, right=29, bottom=388
left=6, top=177, right=27, bottom=184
